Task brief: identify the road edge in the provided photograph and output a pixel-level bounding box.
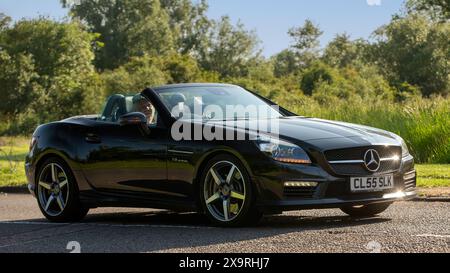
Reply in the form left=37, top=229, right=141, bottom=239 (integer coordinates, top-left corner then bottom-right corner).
left=2, top=186, right=449, bottom=202
left=0, top=186, right=29, bottom=194
left=413, top=196, right=450, bottom=202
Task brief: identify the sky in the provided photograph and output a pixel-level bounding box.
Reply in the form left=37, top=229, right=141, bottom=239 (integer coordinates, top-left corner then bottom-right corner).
left=0, top=0, right=406, bottom=57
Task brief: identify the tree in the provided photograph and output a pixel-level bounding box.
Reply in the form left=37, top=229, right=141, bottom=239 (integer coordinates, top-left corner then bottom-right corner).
left=322, top=34, right=367, bottom=68
left=373, top=14, right=449, bottom=96
left=0, top=50, right=41, bottom=120
left=102, top=55, right=168, bottom=96
left=288, top=20, right=323, bottom=51
left=162, top=53, right=204, bottom=83
left=300, top=61, right=336, bottom=96
left=198, top=16, right=261, bottom=78
left=287, top=19, right=323, bottom=68
left=102, top=53, right=212, bottom=96
left=160, top=0, right=212, bottom=55
left=0, top=18, right=101, bottom=123
left=272, top=49, right=299, bottom=77
left=406, top=0, right=450, bottom=22
left=0, top=13, right=11, bottom=31
left=62, top=0, right=174, bottom=70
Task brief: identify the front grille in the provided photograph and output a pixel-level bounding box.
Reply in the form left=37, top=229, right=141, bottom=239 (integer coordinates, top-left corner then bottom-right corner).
left=325, top=146, right=401, bottom=161
left=283, top=186, right=316, bottom=199
left=325, top=146, right=401, bottom=176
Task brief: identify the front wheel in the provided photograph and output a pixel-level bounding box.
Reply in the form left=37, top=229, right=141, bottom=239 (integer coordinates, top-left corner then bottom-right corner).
left=340, top=202, right=392, bottom=218
left=199, top=154, right=262, bottom=227
left=36, top=157, right=89, bottom=222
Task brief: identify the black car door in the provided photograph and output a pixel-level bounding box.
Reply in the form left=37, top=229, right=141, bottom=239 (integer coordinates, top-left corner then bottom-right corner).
left=80, top=89, right=184, bottom=200
left=81, top=121, right=174, bottom=198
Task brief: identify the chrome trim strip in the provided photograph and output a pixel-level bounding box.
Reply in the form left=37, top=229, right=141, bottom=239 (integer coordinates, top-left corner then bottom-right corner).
left=329, top=160, right=364, bottom=164
left=329, top=157, right=400, bottom=164
left=168, top=150, right=194, bottom=155
left=380, top=156, right=400, bottom=162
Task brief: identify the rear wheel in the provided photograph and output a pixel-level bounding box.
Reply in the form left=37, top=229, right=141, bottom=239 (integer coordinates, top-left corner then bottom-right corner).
left=199, top=154, right=262, bottom=227
left=340, top=202, right=392, bottom=218
left=36, top=157, right=89, bottom=222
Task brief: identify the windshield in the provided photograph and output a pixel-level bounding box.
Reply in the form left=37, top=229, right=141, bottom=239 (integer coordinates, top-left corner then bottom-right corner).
left=155, top=85, right=282, bottom=121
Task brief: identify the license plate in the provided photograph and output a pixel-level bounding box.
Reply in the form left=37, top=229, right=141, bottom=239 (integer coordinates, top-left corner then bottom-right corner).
left=350, top=174, right=394, bottom=192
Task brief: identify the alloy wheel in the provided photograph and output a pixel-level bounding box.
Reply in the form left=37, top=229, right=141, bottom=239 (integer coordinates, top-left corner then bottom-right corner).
left=204, top=161, right=246, bottom=222
left=37, top=163, right=70, bottom=217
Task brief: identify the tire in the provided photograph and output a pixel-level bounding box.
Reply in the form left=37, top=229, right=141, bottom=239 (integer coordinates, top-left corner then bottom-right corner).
left=36, top=157, right=89, bottom=222
left=199, top=154, right=262, bottom=227
left=340, top=202, right=392, bottom=218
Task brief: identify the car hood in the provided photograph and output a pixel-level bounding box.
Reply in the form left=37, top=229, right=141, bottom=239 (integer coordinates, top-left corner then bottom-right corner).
left=212, top=117, right=400, bottom=148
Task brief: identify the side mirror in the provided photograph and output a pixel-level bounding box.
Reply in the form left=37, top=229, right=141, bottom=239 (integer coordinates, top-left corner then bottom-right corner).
left=119, top=112, right=147, bottom=127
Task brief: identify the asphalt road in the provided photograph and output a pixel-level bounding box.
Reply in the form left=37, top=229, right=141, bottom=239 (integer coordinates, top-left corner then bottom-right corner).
left=0, top=193, right=448, bottom=253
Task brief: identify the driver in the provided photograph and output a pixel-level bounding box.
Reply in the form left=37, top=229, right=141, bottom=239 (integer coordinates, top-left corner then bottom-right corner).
left=132, top=95, right=156, bottom=125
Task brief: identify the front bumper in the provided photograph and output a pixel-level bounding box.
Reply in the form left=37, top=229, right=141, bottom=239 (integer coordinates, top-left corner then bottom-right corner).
left=253, top=156, right=417, bottom=212
left=259, top=190, right=416, bottom=212
left=25, top=162, right=36, bottom=197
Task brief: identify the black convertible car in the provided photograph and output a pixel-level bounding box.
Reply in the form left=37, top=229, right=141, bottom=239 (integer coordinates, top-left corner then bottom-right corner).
left=25, top=83, right=416, bottom=227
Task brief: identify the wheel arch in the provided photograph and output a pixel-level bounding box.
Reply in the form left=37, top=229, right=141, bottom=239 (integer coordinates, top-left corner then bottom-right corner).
left=32, top=122, right=86, bottom=189
left=34, top=152, right=73, bottom=187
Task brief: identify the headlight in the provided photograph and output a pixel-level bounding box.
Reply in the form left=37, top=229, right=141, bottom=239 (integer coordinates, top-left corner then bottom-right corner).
left=392, top=133, right=410, bottom=158
left=401, top=139, right=410, bottom=158
left=29, top=136, right=37, bottom=152
left=256, top=137, right=311, bottom=164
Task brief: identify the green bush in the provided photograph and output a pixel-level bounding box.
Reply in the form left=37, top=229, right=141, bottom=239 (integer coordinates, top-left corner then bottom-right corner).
left=0, top=18, right=102, bottom=134
left=300, top=62, right=336, bottom=96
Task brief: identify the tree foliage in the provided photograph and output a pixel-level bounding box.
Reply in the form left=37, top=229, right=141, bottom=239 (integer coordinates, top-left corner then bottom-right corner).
left=0, top=18, right=100, bottom=128
left=102, top=53, right=219, bottom=96
left=373, top=14, right=449, bottom=96
left=160, top=0, right=211, bottom=55
left=288, top=19, right=323, bottom=52
left=0, top=0, right=448, bottom=138
left=322, top=34, right=367, bottom=68
left=197, top=16, right=261, bottom=78
left=288, top=20, right=323, bottom=68
left=0, top=13, right=11, bottom=31
left=62, top=0, right=174, bottom=70
left=406, top=0, right=450, bottom=21
left=0, top=51, right=40, bottom=119
left=272, top=49, right=300, bottom=77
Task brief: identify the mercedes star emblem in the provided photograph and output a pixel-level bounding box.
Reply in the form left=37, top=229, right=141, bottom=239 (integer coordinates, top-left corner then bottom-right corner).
left=364, top=149, right=381, bottom=172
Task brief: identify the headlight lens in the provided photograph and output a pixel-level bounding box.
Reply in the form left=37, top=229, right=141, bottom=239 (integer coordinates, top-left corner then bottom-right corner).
left=29, top=136, right=37, bottom=152
left=256, top=138, right=311, bottom=164
left=391, top=133, right=410, bottom=158
left=401, top=139, right=410, bottom=158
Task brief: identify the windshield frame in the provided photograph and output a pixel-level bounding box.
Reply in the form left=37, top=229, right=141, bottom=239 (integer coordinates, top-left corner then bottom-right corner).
left=153, top=84, right=286, bottom=121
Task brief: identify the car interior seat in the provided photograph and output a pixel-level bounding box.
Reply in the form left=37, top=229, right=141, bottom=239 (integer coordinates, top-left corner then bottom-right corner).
left=101, top=94, right=128, bottom=122
left=168, top=93, right=187, bottom=109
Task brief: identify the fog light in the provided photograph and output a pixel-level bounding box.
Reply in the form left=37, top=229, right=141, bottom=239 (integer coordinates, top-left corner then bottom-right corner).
left=284, top=181, right=318, bottom=188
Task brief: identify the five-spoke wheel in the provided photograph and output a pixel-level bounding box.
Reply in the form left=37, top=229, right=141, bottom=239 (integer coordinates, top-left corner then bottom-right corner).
left=36, top=158, right=89, bottom=222
left=200, top=155, right=262, bottom=227
left=204, top=161, right=246, bottom=222
left=38, top=163, right=70, bottom=217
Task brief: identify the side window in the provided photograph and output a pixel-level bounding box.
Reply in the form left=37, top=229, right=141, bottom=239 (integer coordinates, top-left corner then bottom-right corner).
left=131, top=95, right=158, bottom=127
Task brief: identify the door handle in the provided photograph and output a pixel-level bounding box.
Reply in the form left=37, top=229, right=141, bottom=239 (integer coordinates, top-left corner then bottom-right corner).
left=85, top=133, right=101, bottom=143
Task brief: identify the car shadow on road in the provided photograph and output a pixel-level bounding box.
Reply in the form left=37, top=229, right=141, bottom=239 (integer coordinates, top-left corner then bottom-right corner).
left=2, top=210, right=392, bottom=253
left=79, top=209, right=392, bottom=230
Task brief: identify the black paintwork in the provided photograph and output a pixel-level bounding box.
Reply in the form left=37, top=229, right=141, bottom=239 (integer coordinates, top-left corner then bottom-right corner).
left=25, top=83, right=416, bottom=213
